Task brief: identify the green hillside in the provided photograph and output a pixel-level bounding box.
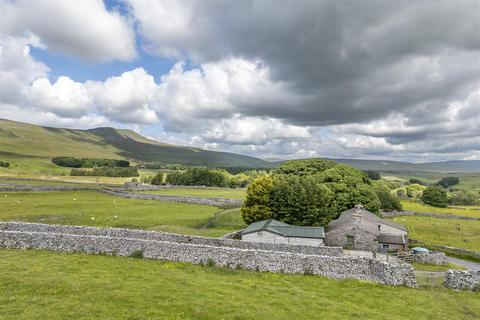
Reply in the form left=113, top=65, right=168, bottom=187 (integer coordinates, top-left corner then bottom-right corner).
left=0, top=119, right=271, bottom=168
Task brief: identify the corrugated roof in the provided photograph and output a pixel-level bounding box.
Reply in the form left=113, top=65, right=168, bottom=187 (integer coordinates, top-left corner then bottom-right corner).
left=242, top=219, right=324, bottom=239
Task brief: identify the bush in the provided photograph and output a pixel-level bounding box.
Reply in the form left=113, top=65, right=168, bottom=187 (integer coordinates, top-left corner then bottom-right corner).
left=129, top=250, right=144, bottom=259
left=70, top=167, right=139, bottom=177
left=241, top=160, right=382, bottom=227
left=273, top=159, right=336, bottom=176
left=437, top=176, right=460, bottom=188
left=422, top=186, right=448, bottom=207
left=0, top=160, right=10, bottom=168
left=374, top=186, right=402, bottom=211
left=449, top=191, right=480, bottom=206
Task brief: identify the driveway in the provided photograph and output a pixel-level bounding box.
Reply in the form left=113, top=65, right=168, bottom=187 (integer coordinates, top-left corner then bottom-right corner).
left=447, top=256, right=480, bottom=271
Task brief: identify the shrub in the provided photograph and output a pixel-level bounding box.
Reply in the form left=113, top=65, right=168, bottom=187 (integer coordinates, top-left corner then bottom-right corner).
left=437, top=176, right=460, bottom=188
left=449, top=191, right=480, bottom=206
left=0, top=160, right=10, bottom=168
left=129, top=250, right=144, bottom=259
left=273, top=159, right=336, bottom=176
left=422, top=186, right=448, bottom=207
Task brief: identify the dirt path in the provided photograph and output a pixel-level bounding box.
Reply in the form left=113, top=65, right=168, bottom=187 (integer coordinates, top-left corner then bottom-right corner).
left=446, top=256, right=480, bottom=270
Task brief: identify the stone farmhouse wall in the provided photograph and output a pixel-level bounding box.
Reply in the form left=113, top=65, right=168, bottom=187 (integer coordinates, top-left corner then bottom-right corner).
left=325, top=224, right=378, bottom=252
left=445, top=270, right=480, bottom=291
left=97, top=188, right=242, bottom=208
left=412, top=252, right=447, bottom=265
left=383, top=211, right=479, bottom=221
left=0, top=222, right=342, bottom=256
left=0, top=229, right=416, bottom=287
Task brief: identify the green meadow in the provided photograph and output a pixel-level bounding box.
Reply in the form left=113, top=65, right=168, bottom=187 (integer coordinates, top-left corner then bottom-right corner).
left=389, top=216, right=480, bottom=251
left=400, top=200, right=480, bottom=218
left=1, top=249, right=479, bottom=320
left=0, top=190, right=243, bottom=237
left=140, top=187, right=247, bottom=199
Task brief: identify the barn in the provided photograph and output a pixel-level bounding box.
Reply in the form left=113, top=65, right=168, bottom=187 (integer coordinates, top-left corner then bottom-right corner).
left=241, top=219, right=325, bottom=246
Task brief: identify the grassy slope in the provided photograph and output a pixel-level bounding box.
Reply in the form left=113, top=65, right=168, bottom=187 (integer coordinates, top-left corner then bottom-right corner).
left=1, top=249, right=479, bottom=320
left=0, top=118, right=271, bottom=169
left=141, top=187, right=247, bottom=199
left=0, top=190, right=237, bottom=237
left=389, top=216, right=480, bottom=251
left=401, top=201, right=480, bottom=218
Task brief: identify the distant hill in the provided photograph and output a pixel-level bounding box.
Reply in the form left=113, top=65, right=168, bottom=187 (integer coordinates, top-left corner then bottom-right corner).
left=0, top=119, right=272, bottom=168
left=329, top=158, right=480, bottom=173
left=1, top=119, right=478, bottom=172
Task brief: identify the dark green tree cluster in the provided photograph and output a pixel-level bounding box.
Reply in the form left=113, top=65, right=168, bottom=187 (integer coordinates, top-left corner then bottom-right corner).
left=241, top=159, right=382, bottom=226
left=436, top=176, right=460, bottom=188
left=409, top=178, right=427, bottom=186
left=164, top=168, right=230, bottom=187
left=52, top=157, right=130, bottom=168
left=70, top=167, right=138, bottom=177
left=0, top=160, right=10, bottom=168
left=421, top=186, right=448, bottom=207
left=364, top=170, right=381, bottom=180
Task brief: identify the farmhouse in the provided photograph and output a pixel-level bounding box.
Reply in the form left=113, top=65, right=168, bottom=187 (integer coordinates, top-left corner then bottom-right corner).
left=241, top=219, right=325, bottom=246
left=325, top=205, right=408, bottom=252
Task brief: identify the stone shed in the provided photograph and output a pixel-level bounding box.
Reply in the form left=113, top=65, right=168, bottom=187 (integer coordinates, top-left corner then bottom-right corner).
left=325, top=205, right=408, bottom=252
left=241, top=219, right=325, bottom=246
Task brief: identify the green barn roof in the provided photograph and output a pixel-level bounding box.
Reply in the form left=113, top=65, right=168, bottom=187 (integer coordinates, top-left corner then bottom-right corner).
left=242, top=219, right=325, bottom=239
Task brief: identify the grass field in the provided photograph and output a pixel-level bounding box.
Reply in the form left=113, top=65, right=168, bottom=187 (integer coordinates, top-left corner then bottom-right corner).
left=401, top=201, right=480, bottom=218
left=141, top=187, right=247, bottom=199
left=0, top=190, right=239, bottom=237
left=389, top=216, right=480, bottom=251
left=383, top=173, right=480, bottom=192
left=1, top=249, right=479, bottom=320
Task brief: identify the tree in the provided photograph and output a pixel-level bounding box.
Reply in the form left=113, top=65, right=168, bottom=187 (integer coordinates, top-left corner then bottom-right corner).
left=241, top=161, right=382, bottom=227
left=364, top=170, right=381, bottom=180
left=374, top=186, right=402, bottom=211
left=409, top=178, right=427, bottom=186
left=241, top=175, right=276, bottom=224
left=437, top=176, right=460, bottom=188
left=421, top=186, right=448, bottom=207
left=273, top=159, right=336, bottom=176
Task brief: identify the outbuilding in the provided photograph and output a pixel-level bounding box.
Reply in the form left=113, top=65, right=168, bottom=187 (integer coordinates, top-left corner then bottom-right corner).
left=241, top=219, right=325, bottom=246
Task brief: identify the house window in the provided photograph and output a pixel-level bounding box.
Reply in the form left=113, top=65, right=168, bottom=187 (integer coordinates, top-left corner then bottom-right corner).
left=378, top=225, right=381, bottom=231
left=382, top=244, right=389, bottom=250
left=346, top=235, right=354, bottom=249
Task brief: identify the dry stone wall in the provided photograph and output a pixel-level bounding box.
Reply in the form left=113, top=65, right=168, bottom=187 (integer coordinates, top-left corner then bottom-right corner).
left=0, top=227, right=416, bottom=287
left=412, top=252, right=447, bottom=265
left=0, top=185, right=90, bottom=192
left=0, top=222, right=341, bottom=256
left=445, top=270, right=480, bottom=291
left=97, top=188, right=242, bottom=208
left=383, top=211, right=479, bottom=221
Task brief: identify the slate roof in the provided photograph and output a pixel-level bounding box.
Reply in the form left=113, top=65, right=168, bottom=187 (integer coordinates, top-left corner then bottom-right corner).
left=242, top=219, right=325, bottom=239
left=378, top=218, right=408, bottom=232
left=326, top=204, right=407, bottom=234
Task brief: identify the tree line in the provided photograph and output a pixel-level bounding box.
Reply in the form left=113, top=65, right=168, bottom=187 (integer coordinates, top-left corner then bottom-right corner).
left=52, top=157, right=130, bottom=168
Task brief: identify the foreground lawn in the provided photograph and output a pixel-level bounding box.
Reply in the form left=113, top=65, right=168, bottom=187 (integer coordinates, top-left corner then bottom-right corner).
left=141, top=187, right=247, bottom=199
left=0, top=190, right=235, bottom=237
left=0, top=249, right=479, bottom=320
left=390, top=216, right=480, bottom=251
left=401, top=201, right=480, bottom=218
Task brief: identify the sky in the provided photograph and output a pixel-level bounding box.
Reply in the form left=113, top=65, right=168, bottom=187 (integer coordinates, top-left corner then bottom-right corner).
left=0, top=0, right=479, bottom=162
